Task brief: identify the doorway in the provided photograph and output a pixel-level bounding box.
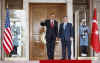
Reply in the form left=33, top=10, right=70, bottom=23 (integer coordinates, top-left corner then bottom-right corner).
left=29, top=3, right=66, bottom=60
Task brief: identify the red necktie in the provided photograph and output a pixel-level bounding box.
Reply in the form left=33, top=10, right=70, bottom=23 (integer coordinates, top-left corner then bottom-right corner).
left=50, top=20, right=54, bottom=28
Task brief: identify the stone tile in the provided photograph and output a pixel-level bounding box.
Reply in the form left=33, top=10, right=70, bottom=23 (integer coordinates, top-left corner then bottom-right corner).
left=92, top=60, right=100, bottom=63
left=0, top=61, right=27, bottom=63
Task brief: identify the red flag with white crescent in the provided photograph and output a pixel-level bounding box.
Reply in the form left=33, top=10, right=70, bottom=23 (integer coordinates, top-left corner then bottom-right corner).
left=91, top=8, right=100, bottom=53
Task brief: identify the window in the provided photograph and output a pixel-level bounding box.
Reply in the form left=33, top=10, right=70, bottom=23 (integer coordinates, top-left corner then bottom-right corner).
left=8, top=10, right=25, bottom=57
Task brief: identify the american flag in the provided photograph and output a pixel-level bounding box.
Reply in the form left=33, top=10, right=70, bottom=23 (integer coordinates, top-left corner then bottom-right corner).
left=2, top=8, right=13, bottom=55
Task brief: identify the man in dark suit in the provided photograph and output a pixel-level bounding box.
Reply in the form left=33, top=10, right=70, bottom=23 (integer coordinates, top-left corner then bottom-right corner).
left=40, top=14, right=58, bottom=59
left=59, top=16, right=73, bottom=60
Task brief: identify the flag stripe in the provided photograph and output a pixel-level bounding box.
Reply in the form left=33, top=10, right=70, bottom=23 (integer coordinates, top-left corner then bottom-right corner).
left=5, top=28, right=13, bottom=47
left=4, top=31, right=13, bottom=46
left=3, top=40, right=11, bottom=53
left=7, top=28, right=12, bottom=39
left=4, top=33, right=13, bottom=50
left=5, top=29, right=12, bottom=42
left=4, top=36, right=12, bottom=50
left=2, top=43, right=9, bottom=54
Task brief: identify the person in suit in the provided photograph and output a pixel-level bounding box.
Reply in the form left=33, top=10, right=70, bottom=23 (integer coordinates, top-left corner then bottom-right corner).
left=59, top=16, right=73, bottom=60
left=40, top=14, right=58, bottom=60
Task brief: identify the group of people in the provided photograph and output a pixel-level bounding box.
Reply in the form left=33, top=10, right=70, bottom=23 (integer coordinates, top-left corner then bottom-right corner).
left=40, top=14, right=73, bottom=60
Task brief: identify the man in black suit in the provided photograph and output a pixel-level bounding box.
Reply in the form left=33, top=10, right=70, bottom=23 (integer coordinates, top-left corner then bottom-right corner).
left=59, top=16, right=73, bottom=60
left=40, top=14, right=58, bottom=59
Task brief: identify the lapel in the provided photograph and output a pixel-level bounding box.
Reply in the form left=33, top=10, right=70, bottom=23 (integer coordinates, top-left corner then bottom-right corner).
left=62, top=23, right=64, bottom=30
left=62, top=23, right=66, bottom=33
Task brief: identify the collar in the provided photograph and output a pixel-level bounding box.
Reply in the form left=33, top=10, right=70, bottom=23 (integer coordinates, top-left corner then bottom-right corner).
left=64, top=22, right=68, bottom=24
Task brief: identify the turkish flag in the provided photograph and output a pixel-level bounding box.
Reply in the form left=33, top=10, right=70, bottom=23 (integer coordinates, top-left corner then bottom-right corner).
left=91, top=8, right=100, bottom=53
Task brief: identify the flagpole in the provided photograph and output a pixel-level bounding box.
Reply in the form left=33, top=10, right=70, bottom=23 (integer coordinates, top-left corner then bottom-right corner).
left=6, top=2, right=9, bottom=57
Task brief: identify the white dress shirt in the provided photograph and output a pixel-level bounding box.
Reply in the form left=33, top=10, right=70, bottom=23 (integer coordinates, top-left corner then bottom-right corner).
left=63, top=22, right=68, bottom=30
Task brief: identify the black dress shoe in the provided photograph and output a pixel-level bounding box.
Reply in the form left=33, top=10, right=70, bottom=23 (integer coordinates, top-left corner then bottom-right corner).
left=61, top=58, right=65, bottom=60
left=68, top=56, right=71, bottom=60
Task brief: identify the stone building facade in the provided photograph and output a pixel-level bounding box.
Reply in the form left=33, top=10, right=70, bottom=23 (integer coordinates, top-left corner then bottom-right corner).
left=0, top=0, right=100, bottom=61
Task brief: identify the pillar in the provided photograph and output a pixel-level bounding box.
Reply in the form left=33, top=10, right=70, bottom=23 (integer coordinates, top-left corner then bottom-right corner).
left=1, top=0, right=6, bottom=61
left=0, top=0, right=2, bottom=60
left=66, top=0, right=74, bottom=59
left=66, top=0, right=73, bottom=23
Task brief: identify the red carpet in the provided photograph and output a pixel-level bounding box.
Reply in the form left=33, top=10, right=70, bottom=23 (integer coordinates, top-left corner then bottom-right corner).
left=40, top=60, right=91, bottom=63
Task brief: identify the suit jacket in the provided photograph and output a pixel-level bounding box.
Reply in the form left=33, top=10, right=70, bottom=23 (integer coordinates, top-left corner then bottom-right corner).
left=40, top=19, right=58, bottom=40
left=59, top=23, right=73, bottom=41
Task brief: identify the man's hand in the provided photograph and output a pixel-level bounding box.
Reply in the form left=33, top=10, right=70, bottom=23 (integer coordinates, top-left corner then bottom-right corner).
left=56, top=37, right=59, bottom=41
left=56, top=37, right=61, bottom=41
left=70, top=37, right=73, bottom=42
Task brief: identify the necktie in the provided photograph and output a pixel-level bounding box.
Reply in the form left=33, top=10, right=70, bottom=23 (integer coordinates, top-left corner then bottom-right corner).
left=51, top=20, right=54, bottom=28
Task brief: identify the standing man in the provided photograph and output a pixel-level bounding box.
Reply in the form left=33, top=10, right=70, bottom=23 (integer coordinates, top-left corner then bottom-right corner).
left=59, top=16, right=73, bottom=60
left=40, top=14, right=58, bottom=60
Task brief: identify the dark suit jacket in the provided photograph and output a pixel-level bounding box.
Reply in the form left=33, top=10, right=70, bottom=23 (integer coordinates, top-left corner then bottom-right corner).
left=40, top=19, right=58, bottom=40
left=59, top=23, right=73, bottom=41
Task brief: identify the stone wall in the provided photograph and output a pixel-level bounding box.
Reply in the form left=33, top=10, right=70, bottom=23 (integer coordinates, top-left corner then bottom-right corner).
left=29, top=0, right=66, bottom=3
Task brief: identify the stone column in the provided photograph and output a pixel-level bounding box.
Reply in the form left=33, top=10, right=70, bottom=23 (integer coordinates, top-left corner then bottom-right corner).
left=66, top=0, right=74, bottom=59
left=89, top=0, right=94, bottom=57
left=0, top=0, right=1, bottom=60
left=1, top=0, right=6, bottom=61
left=23, top=0, right=29, bottom=60
left=66, top=0, right=73, bottom=23
left=74, top=10, right=80, bottom=59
